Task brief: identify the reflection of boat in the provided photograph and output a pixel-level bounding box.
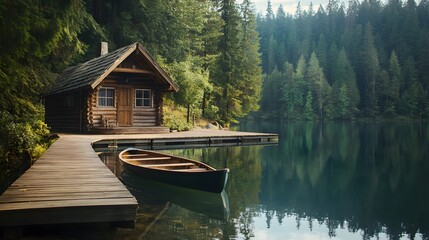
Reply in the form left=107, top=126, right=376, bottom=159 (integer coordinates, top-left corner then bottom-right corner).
left=120, top=170, right=230, bottom=221
left=119, top=147, right=229, bottom=193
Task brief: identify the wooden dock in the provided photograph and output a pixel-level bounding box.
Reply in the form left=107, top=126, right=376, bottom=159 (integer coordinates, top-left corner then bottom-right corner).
left=91, top=129, right=279, bottom=150
left=0, top=129, right=277, bottom=229
left=0, top=136, right=138, bottom=227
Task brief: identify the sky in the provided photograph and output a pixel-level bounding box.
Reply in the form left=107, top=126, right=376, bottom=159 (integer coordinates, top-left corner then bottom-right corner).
left=250, top=0, right=328, bottom=15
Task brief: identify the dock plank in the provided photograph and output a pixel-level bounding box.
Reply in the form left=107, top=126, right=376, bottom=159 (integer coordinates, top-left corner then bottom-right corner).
left=0, top=136, right=138, bottom=227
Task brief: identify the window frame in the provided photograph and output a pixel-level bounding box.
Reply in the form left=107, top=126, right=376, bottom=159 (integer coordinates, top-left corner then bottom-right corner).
left=97, top=87, right=116, bottom=108
left=135, top=89, right=152, bottom=108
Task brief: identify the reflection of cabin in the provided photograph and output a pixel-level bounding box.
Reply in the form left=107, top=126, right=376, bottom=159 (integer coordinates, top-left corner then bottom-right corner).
left=45, top=42, right=179, bottom=133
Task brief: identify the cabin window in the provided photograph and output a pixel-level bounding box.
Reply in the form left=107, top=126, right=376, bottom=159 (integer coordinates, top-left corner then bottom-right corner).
left=98, top=87, right=115, bottom=107
left=135, top=89, right=152, bottom=107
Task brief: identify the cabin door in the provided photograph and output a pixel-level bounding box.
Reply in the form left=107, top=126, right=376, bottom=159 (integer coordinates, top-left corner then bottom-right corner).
left=117, top=88, right=132, bottom=126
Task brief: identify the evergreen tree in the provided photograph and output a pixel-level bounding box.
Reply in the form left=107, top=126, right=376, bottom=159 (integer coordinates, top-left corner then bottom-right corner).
left=327, top=43, right=339, bottom=84
left=360, top=22, right=380, bottom=116
left=201, top=1, right=223, bottom=116
left=381, top=51, right=401, bottom=116
left=0, top=0, right=89, bottom=119
left=304, top=91, right=315, bottom=120
left=280, top=62, right=295, bottom=118
left=261, top=68, right=283, bottom=117
left=316, top=34, right=328, bottom=75
left=259, top=0, right=275, bottom=74
left=256, top=0, right=429, bottom=119
left=213, top=0, right=243, bottom=125
left=274, top=5, right=288, bottom=72
left=337, top=85, right=352, bottom=118
left=333, top=48, right=360, bottom=118
left=307, top=52, right=332, bottom=119
left=239, top=0, right=263, bottom=115
left=287, top=56, right=307, bottom=119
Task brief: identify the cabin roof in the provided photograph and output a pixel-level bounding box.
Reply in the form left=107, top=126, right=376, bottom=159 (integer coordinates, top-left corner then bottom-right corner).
left=47, top=42, right=179, bottom=94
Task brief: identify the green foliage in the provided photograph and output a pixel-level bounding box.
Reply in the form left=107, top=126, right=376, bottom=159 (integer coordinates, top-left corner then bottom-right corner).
left=208, top=0, right=262, bottom=125
left=164, top=56, right=211, bottom=122
left=0, top=112, right=54, bottom=192
left=304, top=91, right=315, bottom=120
left=163, top=106, right=193, bottom=131
left=0, top=112, right=53, bottom=164
left=82, top=0, right=261, bottom=125
left=258, top=0, right=429, bottom=120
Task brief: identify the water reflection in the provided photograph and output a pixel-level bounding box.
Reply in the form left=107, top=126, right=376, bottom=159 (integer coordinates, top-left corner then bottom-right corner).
left=96, top=121, right=429, bottom=239
left=121, top=170, right=230, bottom=221
left=252, top=121, right=429, bottom=239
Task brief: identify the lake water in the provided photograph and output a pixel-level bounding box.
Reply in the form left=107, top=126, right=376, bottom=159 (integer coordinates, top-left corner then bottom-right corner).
left=95, top=121, right=429, bottom=240
left=28, top=121, right=429, bottom=239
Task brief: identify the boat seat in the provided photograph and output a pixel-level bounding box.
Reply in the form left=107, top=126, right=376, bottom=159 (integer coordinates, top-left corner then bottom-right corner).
left=127, top=153, right=148, bottom=157
left=142, top=163, right=195, bottom=168
left=174, top=168, right=208, bottom=172
left=127, top=157, right=172, bottom=161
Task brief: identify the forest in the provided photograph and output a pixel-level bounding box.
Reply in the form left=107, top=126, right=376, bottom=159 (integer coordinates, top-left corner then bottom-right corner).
left=258, top=0, right=429, bottom=119
left=0, top=0, right=261, bottom=189
left=1, top=0, right=429, bottom=188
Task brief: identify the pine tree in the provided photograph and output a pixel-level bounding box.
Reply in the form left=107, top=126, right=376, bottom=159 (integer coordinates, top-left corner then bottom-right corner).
left=338, top=85, right=351, bottom=118
left=239, top=0, right=263, bottom=115
left=360, top=22, right=380, bottom=116
left=316, top=34, right=328, bottom=75
left=213, top=0, right=243, bottom=125
left=333, top=48, right=360, bottom=118
left=261, top=68, right=282, bottom=117
left=307, top=52, right=332, bottom=119
left=290, top=56, right=307, bottom=119
left=281, top=62, right=295, bottom=118
left=304, top=91, right=315, bottom=120
left=200, top=1, right=223, bottom=116
left=384, top=51, right=401, bottom=115
left=256, top=0, right=429, bottom=119
left=259, top=0, right=275, bottom=74
left=0, top=0, right=89, bottom=119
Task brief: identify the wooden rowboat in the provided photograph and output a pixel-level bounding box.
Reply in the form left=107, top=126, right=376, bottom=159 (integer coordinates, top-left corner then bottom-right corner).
left=118, top=148, right=229, bottom=193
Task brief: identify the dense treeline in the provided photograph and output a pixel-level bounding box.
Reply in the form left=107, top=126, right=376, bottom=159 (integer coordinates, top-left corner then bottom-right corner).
left=0, top=0, right=261, bottom=187
left=258, top=0, right=429, bottom=119
left=80, top=0, right=262, bottom=126
left=0, top=0, right=262, bottom=126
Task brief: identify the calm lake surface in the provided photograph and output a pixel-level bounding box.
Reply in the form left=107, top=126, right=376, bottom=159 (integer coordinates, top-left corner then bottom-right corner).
left=93, top=121, right=429, bottom=240
left=28, top=121, right=429, bottom=239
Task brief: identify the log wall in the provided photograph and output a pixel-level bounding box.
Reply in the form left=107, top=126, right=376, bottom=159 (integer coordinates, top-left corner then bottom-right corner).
left=87, top=77, right=163, bottom=130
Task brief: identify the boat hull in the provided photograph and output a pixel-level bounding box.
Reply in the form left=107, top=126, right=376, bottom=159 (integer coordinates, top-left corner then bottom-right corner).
left=121, top=158, right=228, bottom=193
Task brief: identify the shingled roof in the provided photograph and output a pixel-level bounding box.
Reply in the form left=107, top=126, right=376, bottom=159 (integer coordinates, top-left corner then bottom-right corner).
left=47, top=42, right=179, bottom=94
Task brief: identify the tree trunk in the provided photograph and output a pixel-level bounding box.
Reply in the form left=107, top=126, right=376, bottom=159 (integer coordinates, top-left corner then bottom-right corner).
left=202, top=91, right=206, bottom=117
left=187, top=103, right=190, bottom=123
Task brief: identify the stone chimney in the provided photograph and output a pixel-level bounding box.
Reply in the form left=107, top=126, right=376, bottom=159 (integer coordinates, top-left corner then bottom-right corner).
left=100, top=42, right=108, bottom=56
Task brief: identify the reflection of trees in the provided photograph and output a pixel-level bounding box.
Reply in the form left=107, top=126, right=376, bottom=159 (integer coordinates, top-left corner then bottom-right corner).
left=256, top=121, right=429, bottom=239
left=164, top=146, right=263, bottom=239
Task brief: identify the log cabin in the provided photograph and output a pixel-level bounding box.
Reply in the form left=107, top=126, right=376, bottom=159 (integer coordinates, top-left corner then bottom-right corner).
left=44, top=42, right=179, bottom=133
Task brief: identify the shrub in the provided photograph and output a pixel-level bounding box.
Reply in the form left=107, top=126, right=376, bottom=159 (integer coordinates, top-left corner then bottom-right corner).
left=163, top=106, right=193, bottom=131
left=0, top=112, right=55, bottom=192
